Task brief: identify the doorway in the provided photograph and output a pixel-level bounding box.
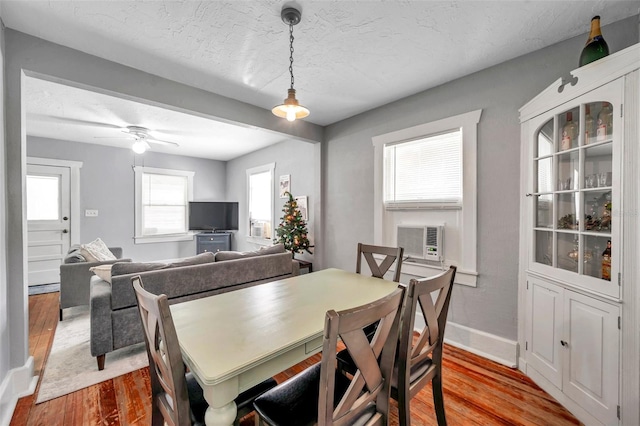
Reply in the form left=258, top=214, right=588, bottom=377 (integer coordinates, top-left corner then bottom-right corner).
left=26, top=159, right=82, bottom=286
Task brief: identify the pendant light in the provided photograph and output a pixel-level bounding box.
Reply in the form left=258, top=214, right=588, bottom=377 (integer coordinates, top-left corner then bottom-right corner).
left=272, top=7, right=309, bottom=122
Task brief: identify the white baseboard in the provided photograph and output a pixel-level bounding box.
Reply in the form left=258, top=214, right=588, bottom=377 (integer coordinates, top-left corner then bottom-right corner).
left=0, top=356, right=37, bottom=426
left=443, top=321, right=518, bottom=368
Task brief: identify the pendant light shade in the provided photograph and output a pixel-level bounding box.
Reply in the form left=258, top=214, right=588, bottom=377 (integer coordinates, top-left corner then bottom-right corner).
left=272, top=88, right=310, bottom=122
left=272, top=7, right=309, bottom=122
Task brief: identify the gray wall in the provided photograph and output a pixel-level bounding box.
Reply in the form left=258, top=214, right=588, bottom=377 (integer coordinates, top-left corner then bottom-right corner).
left=322, top=15, right=639, bottom=341
left=27, top=136, right=227, bottom=261
left=226, top=139, right=317, bottom=260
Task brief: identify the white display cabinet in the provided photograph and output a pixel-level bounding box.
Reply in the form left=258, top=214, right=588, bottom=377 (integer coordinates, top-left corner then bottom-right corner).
left=519, top=43, right=639, bottom=426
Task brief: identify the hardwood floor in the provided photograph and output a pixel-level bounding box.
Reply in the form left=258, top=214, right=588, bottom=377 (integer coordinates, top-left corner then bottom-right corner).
left=11, top=292, right=580, bottom=426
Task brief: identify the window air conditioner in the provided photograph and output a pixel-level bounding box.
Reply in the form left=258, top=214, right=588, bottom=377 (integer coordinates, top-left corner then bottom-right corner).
left=396, top=225, right=444, bottom=261
left=251, top=223, right=264, bottom=238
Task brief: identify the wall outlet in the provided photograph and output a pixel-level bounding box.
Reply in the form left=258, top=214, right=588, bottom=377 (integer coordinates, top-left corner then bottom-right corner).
left=85, top=209, right=99, bottom=217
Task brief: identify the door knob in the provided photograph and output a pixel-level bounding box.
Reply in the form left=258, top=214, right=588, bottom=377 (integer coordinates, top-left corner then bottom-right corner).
left=63, top=216, right=69, bottom=221
left=62, top=229, right=69, bottom=234
left=560, top=340, right=568, bottom=347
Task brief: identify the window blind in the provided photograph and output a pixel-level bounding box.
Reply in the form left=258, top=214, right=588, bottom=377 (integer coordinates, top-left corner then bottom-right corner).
left=384, top=129, right=462, bottom=206
left=142, top=173, right=188, bottom=235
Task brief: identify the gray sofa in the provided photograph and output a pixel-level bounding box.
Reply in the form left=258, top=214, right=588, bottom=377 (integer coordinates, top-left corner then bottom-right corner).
left=59, top=246, right=131, bottom=320
left=90, top=248, right=299, bottom=370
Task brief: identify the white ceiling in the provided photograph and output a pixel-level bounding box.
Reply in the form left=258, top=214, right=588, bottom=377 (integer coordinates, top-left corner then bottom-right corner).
left=23, top=76, right=288, bottom=161
left=2, top=1, right=639, bottom=160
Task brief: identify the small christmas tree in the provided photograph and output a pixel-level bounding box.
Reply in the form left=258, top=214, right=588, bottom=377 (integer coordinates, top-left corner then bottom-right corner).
left=276, top=192, right=311, bottom=255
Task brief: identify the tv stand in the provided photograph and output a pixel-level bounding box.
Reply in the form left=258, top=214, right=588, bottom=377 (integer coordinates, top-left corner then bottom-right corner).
left=196, top=232, right=231, bottom=254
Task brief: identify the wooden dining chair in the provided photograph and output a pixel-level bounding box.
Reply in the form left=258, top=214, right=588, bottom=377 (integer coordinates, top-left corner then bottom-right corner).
left=356, top=243, right=404, bottom=282
left=336, top=243, right=405, bottom=376
left=253, top=286, right=405, bottom=426
left=392, top=266, right=457, bottom=426
left=132, top=276, right=276, bottom=426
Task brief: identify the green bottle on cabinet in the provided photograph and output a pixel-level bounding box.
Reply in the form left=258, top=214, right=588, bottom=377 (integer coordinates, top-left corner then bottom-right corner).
left=579, top=16, right=609, bottom=66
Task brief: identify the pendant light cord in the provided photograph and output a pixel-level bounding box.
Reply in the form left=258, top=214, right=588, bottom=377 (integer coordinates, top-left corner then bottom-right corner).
left=289, top=22, right=295, bottom=90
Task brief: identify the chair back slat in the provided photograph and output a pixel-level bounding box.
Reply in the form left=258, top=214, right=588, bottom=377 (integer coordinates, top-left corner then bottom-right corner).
left=319, top=286, right=405, bottom=426
left=356, top=243, right=404, bottom=282
left=133, top=276, right=192, bottom=426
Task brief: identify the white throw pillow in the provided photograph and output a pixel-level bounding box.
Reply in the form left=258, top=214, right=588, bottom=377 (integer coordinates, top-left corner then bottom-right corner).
left=81, top=238, right=117, bottom=262
left=90, top=264, right=113, bottom=283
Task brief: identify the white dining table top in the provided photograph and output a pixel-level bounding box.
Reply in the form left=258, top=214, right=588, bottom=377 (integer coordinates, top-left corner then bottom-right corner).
left=170, top=268, right=400, bottom=386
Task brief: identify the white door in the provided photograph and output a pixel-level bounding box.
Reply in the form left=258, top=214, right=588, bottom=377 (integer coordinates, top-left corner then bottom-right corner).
left=26, top=164, right=71, bottom=286
left=563, top=290, right=619, bottom=425
left=527, top=277, right=564, bottom=389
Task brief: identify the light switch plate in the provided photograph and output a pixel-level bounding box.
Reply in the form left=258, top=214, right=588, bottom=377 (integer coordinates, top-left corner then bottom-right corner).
left=85, top=209, right=99, bottom=217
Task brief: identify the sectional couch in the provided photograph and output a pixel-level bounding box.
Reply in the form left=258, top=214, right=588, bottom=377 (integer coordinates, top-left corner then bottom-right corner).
left=89, top=245, right=299, bottom=370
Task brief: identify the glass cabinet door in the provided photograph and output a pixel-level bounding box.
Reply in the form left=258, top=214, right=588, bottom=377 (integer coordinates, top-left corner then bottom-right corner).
left=530, top=96, right=617, bottom=297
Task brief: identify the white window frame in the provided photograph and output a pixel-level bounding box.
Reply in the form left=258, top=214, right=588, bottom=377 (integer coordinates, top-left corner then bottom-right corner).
left=246, top=163, right=275, bottom=246
left=134, top=166, right=194, bottom=244
left=372, top=109, right=482, bottom=287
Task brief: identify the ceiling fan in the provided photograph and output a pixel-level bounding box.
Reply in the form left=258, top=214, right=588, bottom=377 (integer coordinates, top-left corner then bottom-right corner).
left=28, top=113, right=183, bottom=154
left=96, top=125, right=180, bottom=154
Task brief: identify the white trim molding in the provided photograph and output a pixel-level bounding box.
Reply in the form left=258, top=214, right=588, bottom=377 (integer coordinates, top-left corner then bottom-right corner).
left=399, top=260, right=478, bottom=287
left=0, top=356, right=37, bottom=426
left=443, top=322, right=518, bottom=368
left=372, top=110, right=482, bottom=285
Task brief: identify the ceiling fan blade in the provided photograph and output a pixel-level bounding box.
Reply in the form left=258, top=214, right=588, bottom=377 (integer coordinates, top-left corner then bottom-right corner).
left=93, top=136, right=132, bottom=139
left=148, top=138, right=179, bottom=147
left=27, top=114, right=123, bottom=129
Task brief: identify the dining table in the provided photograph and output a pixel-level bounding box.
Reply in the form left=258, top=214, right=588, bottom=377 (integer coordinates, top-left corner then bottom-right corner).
left=169, top=267, right=400, bottom=426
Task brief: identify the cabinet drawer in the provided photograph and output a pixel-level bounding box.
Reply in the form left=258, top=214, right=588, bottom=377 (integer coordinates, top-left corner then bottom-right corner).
left=196, top=233, right=231, bottom=254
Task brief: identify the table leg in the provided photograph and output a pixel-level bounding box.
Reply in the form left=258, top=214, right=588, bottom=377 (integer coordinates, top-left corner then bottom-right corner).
left=202, top=379, right=239, bottom=426
left=204, top=402, right=236, bottom=426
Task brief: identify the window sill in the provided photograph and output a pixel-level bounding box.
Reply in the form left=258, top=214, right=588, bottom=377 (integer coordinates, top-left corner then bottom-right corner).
left=392, top=259, right=477, bottom=287
left=135, top=233, right=195, bottom=244
left=384, top=202, right=462, bottom=210
left=245, top=236, right=273, bottom=247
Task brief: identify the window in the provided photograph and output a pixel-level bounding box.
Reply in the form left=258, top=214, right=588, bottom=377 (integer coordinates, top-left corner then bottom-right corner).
left=246, top=163, right=275, bottom=244
left=27, top=175, right=60, bottom=220
left=372, top=109, right=482, bottom=287
left=384, top=129, right=462, bottom=208
left=134, top=166, right=194, bottom=244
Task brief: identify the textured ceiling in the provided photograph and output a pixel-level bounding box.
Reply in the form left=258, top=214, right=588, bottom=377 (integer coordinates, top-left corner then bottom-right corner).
left=2, top=1, right=639, bottom=159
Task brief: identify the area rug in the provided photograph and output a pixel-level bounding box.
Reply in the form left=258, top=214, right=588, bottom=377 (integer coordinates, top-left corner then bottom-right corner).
left=36, top=306, right=148, bottom=403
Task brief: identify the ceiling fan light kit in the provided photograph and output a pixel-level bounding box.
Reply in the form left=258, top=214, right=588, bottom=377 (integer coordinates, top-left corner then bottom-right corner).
left=272, top=6, right=309, bottom=122
left=132, top=139, right=150, bottom=154
left=118, top=125, right=179, bottom=154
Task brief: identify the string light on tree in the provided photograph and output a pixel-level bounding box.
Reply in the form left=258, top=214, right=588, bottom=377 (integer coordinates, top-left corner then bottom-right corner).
left=276, top=191, right=311, bottom=255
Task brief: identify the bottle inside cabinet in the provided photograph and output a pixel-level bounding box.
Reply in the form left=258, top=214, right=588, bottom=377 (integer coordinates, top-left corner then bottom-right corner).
left=596, top=102, right=613, bottom=142
left=560, top=109, right=579, bottom=151
left=584, top=104, right=595, bottom=144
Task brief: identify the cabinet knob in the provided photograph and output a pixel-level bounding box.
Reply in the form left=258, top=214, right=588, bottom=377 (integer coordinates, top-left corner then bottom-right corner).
left=560, top=340, right=568, bottom=347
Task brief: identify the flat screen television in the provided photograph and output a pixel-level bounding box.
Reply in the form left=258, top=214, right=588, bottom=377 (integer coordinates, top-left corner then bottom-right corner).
left=188, top=201, right=239, bottom=232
